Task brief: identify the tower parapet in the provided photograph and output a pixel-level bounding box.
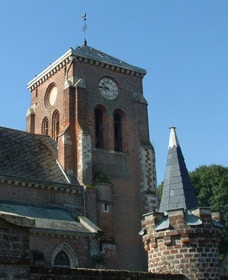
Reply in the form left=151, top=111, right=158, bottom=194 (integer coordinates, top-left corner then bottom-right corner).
left=142, top=207, right=222, bottom=279
left=141, top=128, right=222, bottom=279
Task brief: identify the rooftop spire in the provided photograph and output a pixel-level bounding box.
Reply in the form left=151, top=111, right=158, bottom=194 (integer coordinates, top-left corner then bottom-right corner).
left=159, top=127, right=198, bottom=213
left=168, top=127, right=179, bottom=148
left=82, top=12, right=87, bottom=46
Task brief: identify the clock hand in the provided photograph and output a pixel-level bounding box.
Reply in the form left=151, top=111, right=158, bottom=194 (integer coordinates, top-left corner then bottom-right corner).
left=99, top=84, right=109, bottom=90
left=102, top=83, right=110, bottom=90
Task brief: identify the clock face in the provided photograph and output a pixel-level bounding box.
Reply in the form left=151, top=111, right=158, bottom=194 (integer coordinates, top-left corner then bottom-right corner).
left=98, top=77, right=118, bottom=100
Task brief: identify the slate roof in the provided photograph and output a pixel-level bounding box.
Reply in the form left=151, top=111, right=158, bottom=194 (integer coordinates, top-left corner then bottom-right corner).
left=159, top=127, right=198, bottom=212
left=0, top=127, right=70, bottom=184
left=154, top=211, right=203, bottom=231
left=72, top=44, right=146, bottom=74
left=27, top=43, right=146, bottom=91
left=0, top=201, right=101, bottom=234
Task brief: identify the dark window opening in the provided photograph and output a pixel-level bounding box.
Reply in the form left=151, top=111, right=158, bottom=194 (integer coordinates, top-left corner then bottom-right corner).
left=99, top=243, right=103, bottom=252
left=103, top=203, right=109, bottom=212
left=95, top=108, right=104, bottom=148
left=41, top=117, right=48, bottom=136
left=114, top=112, right=122, bottom=152
left=54, top=251, right=70, bottom=267
left=52, top=110, right=60, bottom=141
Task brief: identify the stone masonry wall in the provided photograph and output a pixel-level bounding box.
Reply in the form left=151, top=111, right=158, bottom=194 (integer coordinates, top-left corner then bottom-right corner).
left=140, top=145, right=158, bottom=213
left=0, top=220, right=30, bottom=265
left=0, top=220, right=31, bottom=279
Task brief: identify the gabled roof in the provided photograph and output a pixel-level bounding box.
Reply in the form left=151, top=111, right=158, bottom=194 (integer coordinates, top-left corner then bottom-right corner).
left=0, top=127, right=70, bottom=184
left=27, top=44, right=146, bottom=91
left=159, top=127, right=198, bottom=212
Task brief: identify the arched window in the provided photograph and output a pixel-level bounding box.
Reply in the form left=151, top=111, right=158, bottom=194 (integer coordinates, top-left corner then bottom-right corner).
left=95, top=107, right=105, bottom=148
left=41, top=117, right=48, bottom=136
left=114, top=110, right=124, bottom=152
left=54, top=250, right=70, bottom=267
left=52, top=243, right=78, bottom=268
left=44, top=83, right=58, bottom=108
left=52, top=110, right=60, bottom=141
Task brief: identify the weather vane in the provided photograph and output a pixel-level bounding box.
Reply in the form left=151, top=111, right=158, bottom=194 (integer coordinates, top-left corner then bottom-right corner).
left=82, top=12, right=87, bottom=45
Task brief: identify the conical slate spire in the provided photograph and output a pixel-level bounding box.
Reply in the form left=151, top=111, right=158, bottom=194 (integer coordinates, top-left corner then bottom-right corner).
left=159, top=127, right=198, bottom=212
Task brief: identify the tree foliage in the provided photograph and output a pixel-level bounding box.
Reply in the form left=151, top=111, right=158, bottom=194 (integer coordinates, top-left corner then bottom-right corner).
left=189, top=164, right=228, bottom=260
left=157, top=164, right=228, bottom=260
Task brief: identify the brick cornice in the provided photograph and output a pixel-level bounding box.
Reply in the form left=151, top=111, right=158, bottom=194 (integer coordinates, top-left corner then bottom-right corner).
left=27, top=47, right=146, bottom=91
left=0, top=175, right=81, bottom=194
left=30, top=228, right=95, bottom=238
left=27, top=49, right=73, bottom=92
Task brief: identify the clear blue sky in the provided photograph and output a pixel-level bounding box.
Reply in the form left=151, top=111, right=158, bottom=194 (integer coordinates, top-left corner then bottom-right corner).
left=0, top=1, right=228, bottom=184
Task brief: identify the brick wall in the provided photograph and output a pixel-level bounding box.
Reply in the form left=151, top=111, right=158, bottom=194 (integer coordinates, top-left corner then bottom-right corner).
left=29, top=267, right=185, bottom=280
left=0, top=178, right=95, bottom=270
left=73, top=60, right=155, bottom=271
left=0, top=265, right=29, bottom=280
left=0, top=219, right=31, bottom=279
left=1, top=266, right=228, bottom=279
left=29, top=233, right=91, bottom=268
left=142, top=208, right=222, bottom=280
left=0, top=220, right=30, bottom=265
left=0, top=180, right=82, bottom=214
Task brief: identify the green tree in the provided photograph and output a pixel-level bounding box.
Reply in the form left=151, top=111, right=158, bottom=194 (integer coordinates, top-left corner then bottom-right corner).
left=189, top=164, right=228, bottom=260
left=157, top=182, right=163, bottom=202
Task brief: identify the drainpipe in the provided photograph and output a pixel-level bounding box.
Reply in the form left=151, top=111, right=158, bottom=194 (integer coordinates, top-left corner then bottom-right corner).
left=83, top=184, right=86, bottom=217
left=88, top=235, right=92, bottom=267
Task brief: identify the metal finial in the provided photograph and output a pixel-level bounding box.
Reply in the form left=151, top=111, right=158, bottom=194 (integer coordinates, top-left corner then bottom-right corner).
left=82, top=12, right=87, bottom=45
left=168, top=127, right=179, bottom=149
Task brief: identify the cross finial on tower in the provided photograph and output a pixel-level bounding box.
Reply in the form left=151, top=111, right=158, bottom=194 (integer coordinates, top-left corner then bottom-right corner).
left=82, top=12, right=87, bottom=46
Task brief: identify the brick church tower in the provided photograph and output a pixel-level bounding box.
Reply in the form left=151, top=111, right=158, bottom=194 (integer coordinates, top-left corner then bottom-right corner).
left=141, top=127, right=222, bottom=279
left=26, top=42, right=158, bottom=270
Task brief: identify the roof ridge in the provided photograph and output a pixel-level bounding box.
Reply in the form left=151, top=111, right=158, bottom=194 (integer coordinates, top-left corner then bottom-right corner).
left=27, top=44, right=146, bottom=91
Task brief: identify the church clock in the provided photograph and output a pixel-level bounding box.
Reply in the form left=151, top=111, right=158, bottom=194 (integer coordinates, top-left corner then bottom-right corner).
left=98, top=77, right=118, bottom=100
